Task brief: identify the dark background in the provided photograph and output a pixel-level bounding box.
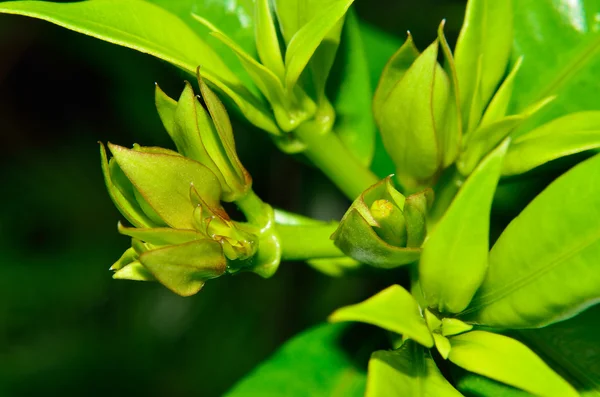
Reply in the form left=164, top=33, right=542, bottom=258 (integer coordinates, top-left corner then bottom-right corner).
left=0, top=1, right=470, bottom=396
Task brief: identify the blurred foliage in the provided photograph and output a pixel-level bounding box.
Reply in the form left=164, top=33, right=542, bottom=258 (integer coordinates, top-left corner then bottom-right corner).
left=8, top=1, right=575, bottom=395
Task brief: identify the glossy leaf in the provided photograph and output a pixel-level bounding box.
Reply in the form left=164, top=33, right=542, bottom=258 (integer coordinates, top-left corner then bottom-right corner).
left=108, top=144, right=221, bottom=230
left=149, top=0, right=257, bottom=88
left=140, top=240, right=226, bottom=296
left=510, top=0, right=600, bottom=134
left=0, top=0, right=280, bottom=134
left=441, top=318, right=472, bottom=337
left=464, top=153, right=600, bottom=329
left=449, top=331, right=578, bottom=397
left=226, top=323, right=366, bottom=397
left=458, top=116, right=524, bottom=175
left=454, top=0, right=512, bottom=130
left=329, top=285, right=434, bottom=348
left=503, top=111, right=600, bottom=176
left=518, top=305, right=600, bottom=396
left=437, top=21, right=462, bottom=168
left=207, top=29, right=293, bottom=128
left=329, top=9, right=376, bottom=166
left=480, top=57, right=523, bottom=127
left=433, top=334, right=451, bottom=360
left=377, top=40, right=448, bottom=192
left=459, top=96, right=555, bottom=175
left=420, top=140, right=508, bottom=314
left=274, top=0, right=345, bottom=100
left=0, top=0, right=236, bottom=79
left=255, top=0, right=285, bottom=79
left=366, top=342, right=462, bottom=397
left=283, top=0, right=354, bottom=91
left=455, top=370, right=538, bottom=397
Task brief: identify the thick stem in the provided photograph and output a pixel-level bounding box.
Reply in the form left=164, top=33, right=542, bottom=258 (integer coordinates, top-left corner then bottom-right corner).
left=276, top=223, right=344, bottom=261
left=294, top=123, right=379, bottom=200
left=235, top=189, right=270, bottom=225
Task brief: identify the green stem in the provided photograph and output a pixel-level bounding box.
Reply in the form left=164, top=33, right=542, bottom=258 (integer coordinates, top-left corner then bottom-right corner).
left=294, top=123, right=379, bottom=200
left=236, top=189, right=270, bottom=225
left=276, top=223, right=344, bottom=261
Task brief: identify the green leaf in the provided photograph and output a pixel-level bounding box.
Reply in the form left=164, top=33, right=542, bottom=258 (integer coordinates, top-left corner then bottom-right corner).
left=449, top=330, right=578, bottom=397
left=420, top=140, right=508, bottom=314
left=226, top=323, right=366, bottom=397
left=480, top=57, right=523, bottom=127
left=0, top=0, right=280, bottom=134
left=518, top=305, right=600, bottom=396
left=329, top=285, right=434, bottom=348
left=140, top=240, right=226, bottom=296
left=509, top=0, right=600, bottom=134
left=372, top=33, right=419, bottom=124
left=437, top=21, right=462, bottom=168
left=503, top=111, right=600, bottom=176
left=206, top=29, right=294, bottom=129
left=463, top=153, right=600, bottom=329
left=454, top=0, right=512, bottom=131
left=108, top=143, right=221, bottom=230
left=455, top=371, right=536, bottom=397
left=441, top=318, right=472, bottom=337
left=283, top=0, right=354, bottom=92
left=273, top=0, right=346, bottom=102
left=377, top=40, right=447, bottom=192
left=458, top=96, right=555, bottom=175
left=328, top=9, right=376, bottom=166
left=366, top=342, right=462, bottom=397
left=433, top=334, right=451, bottom=360
left=149, top=0, right=257, bottom=88
left=0, top=0, right=236, bottom=80
left=255, top=0, right=285, bottom=80
left=457, top=116, right=524, bottom=175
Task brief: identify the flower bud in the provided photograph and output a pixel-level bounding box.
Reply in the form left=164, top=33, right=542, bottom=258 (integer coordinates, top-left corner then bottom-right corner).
left=332, top=177, right=433, bottom=268
left=373, top=34, right=460, bottom=193
left=155, top=75, right=251, bottom=202
left=100, top=142, right=261, bottom=296
left=370, top=199, right=407, bottom=247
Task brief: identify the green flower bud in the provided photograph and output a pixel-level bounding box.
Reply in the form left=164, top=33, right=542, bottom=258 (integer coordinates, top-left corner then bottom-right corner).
left=370, top=199, right=408, bottom=247
left=100, top=141, right=264, bottom=296
left=373, top=28, right=461, bottom=193
left=332, top=177, right=433, bottom=268
left=101, top=138, right=283, bottom=296
left=155, top=75, right=252, bottom=202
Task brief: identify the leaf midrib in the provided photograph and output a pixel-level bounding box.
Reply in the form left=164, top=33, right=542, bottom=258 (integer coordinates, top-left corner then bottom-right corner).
left=463, top=227, right=600, bottom=315
left=530, top=33, right=600, bottom=103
